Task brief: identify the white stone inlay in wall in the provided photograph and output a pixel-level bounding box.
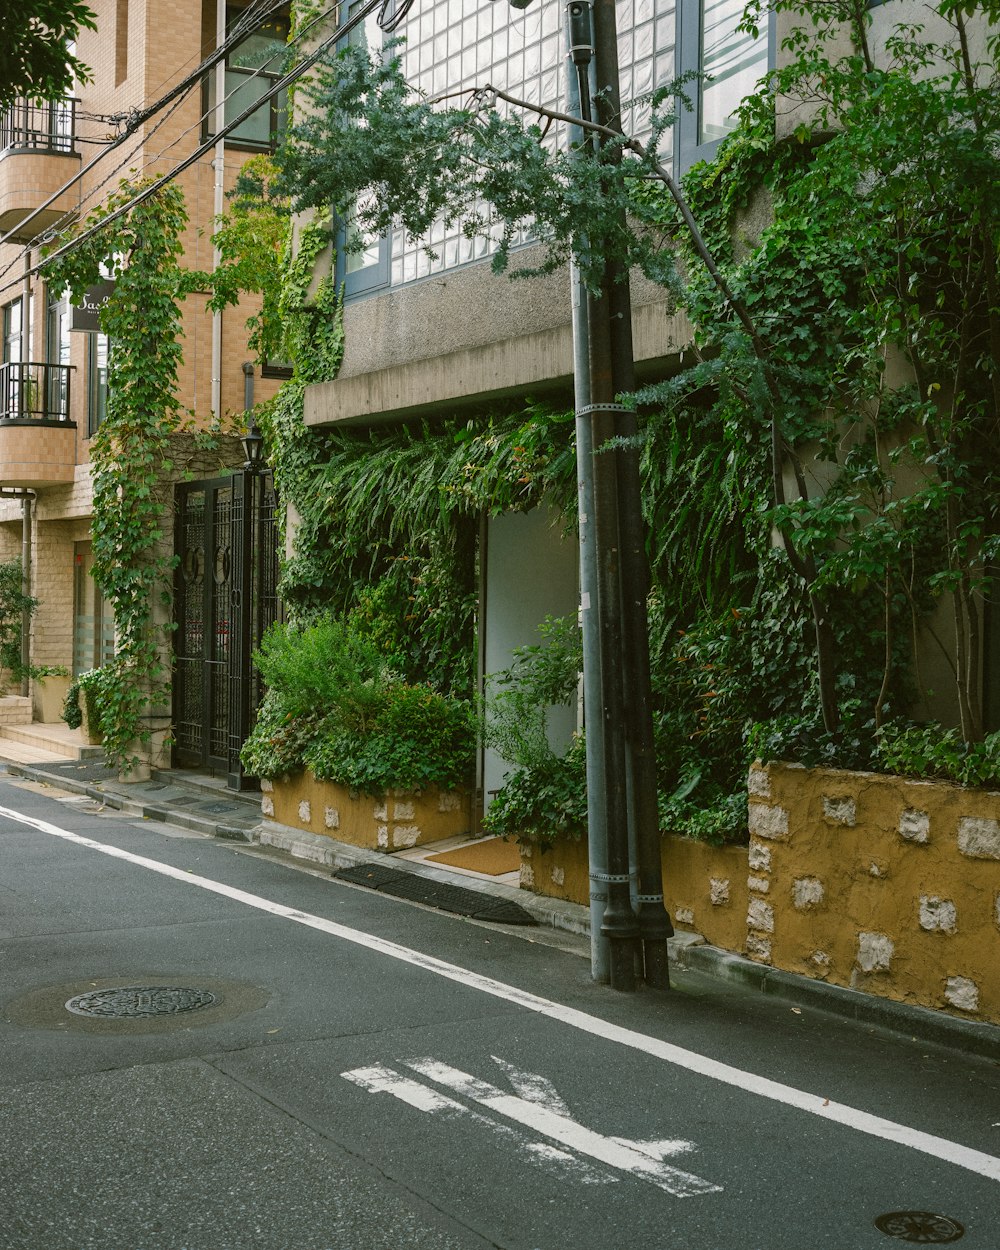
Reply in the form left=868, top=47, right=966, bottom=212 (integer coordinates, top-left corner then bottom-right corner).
left=746, top=934, right=772, bottom=962
left=551, top=866, right=565, bottom=886
left=898, top=808, right=929, bottom=843
left=392, top=824, right=421, bottom=848
left=324, top=806, right=339, bottom=830
left=747, top=766, right=771, bottom=798
left=919, top=896, right=957, bottom=934
left=748, top=841, right=772, bottom=872
left=747, top=875, right=769, bottom=894
left=675, top=907, right=695, bottom=925
left=944, top=975, right=979, bottom=1013
left=822, top=795, right=856, bottom=826
left=793, top=877, right=824, bottom=909
left=709, top=878, right=730, bottom=905
left=957, top=816, right=1000, bottom=860
left=747, top=803, right=789, bottom=840
left=297, top=799, right=311, bottom=823
left=856, top=931, right=894, bottom=973
left=261, top=794, right=274, bottom=817
left=747, top=897, right=774, bottom=933
left=393, top=800, right=416, bottom=821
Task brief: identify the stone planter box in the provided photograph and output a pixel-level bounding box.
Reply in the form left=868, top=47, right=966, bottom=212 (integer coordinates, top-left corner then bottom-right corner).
left=263, top=771, right=472, bottom=851
left=520, top=762, right=1000, bottom=1026
left=746, top=761, right=1000, bottom=1025
left=519, top=834, right=750, bottom=955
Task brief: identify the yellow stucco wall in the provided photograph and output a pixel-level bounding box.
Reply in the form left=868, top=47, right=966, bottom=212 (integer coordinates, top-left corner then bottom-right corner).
left=519, top=762, right=1000, bottom=1025
left=519, top=835, right=751, bottom=955
left=264, top=773, right=472, bottom=851
left=747, top=762, right=1000, bottom=1024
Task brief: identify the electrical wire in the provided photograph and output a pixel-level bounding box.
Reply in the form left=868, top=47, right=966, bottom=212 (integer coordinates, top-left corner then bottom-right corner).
left=0, top=0, right=287, bottom=267
left=0, top=0, right=408, bottom=306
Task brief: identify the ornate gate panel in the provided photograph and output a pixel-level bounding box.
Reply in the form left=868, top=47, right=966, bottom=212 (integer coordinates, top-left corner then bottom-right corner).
left=174, top=471, right=279, bottom=781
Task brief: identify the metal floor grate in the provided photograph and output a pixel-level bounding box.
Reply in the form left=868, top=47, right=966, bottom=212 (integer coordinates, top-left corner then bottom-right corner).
left=333, top=863, right=538, bottom=926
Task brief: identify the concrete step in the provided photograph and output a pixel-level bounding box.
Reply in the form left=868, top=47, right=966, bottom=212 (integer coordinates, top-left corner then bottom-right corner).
left=0, top=737, right=77, bottom=765
left=0, top=723, right=102, bottom=760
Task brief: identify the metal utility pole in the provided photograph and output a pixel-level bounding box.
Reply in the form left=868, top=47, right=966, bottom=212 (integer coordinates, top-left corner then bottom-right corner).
left=562, top=0, right=672, bottom=990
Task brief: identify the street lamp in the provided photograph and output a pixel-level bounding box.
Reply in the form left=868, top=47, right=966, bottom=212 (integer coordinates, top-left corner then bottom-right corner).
left=240, top=362, right=264, bottom=472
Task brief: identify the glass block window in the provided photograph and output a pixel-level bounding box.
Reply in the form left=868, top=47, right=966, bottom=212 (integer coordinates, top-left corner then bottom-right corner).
left=380, top=0, right=676, bottom=289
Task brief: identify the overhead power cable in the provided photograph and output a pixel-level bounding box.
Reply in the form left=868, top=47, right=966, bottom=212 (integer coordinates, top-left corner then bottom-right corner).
left=7, top=0, right=386, bottom=295
left=0, top=0, right=285, bottom=254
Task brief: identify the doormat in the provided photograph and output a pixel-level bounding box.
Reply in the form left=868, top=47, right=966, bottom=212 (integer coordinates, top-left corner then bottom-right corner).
left=333, top=863, right=537, bottom=926
left=424, top=837, right=521, bottom=876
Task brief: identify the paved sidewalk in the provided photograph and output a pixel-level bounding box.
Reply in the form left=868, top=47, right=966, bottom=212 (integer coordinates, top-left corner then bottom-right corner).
left=5, top=756, right=1000, bottom=1062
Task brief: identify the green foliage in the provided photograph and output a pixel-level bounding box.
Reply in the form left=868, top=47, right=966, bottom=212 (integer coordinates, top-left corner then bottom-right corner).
left=276, top=39, right=686, bottom=293
left=0, top=1, right=96, bottom=108
left=45, top=178, right=200, bottom=773
left=483, top=734, right=589, bottom=846
left=0, top=561, right=34, bottom=693
left=264, top=396, right=578, bottom=698
left=485, top=615, right=582, bottom=773
left=876, top=721, right=1000, bottom=789
left=240, top=615, right=476, bottom=794
left=61, top=666, right=114, bottom=737
left=210, top=154, right=290, bottom=366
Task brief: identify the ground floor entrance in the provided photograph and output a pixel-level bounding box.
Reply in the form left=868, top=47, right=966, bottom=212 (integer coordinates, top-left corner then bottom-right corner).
left=172, top=470, right=280, bottom=787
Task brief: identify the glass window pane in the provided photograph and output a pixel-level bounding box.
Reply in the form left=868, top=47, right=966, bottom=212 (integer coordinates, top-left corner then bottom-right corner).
left=700, top=0, right=767, bottom=144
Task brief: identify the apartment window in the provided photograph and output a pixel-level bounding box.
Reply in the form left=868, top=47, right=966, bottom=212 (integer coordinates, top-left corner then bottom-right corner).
left=88, top=333, right=108, bottom=435
left=2, top=299, right=22, bottom=363
left=46, top=290, right=71, bottom=419
left=205, top=4, right=290, bottom=150
left=339, top=1, right=390, bottom=297
left=678, top=0, right=770, bottom=170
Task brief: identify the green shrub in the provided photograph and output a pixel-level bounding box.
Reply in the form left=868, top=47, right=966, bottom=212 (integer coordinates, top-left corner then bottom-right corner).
left=305, top=682, right=476, bottom=793
left=483, top=733, right=588, bottom=846
left=875, top=722, right=1000, bottom=789
left=240, top=614, right=476, bottom=794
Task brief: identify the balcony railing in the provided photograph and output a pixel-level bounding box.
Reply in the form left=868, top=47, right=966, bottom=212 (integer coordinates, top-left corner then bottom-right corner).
left=0, top=361, right=74, bottom=422
left=0, top=98, right=76, bottom=155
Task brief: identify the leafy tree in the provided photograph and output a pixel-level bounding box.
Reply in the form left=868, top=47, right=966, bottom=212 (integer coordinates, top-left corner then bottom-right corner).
left=0, top=1, right=96, bottom=108
left=271, top=0, right=1000, bottom=755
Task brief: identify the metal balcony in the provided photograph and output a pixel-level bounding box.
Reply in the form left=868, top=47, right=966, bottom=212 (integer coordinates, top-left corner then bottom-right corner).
left=0, top=362, right=77, bottom=488
left=0, top=99, right=80, bottom=242
left=0, top=98, right=77, bottom=155
left=0, top=361, right=74, bottom=422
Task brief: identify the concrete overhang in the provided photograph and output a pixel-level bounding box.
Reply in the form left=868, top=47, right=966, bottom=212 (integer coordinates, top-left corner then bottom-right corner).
left=304, top=256, right=693, bottom=430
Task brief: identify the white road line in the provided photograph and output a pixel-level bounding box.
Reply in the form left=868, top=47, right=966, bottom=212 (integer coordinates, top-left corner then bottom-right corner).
left=4, top=802, right=1000, bottom=1186
left=405, top=1058, right=720, bottom=1197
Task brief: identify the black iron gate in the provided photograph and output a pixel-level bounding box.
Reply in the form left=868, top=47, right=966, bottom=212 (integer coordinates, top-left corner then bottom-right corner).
left=173, top=471, right=280, bottom=787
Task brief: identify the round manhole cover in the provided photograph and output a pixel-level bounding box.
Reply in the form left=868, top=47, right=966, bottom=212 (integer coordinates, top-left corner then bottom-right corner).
left=65, top=986, right=218, bottom=1019
left=874, top=1212, right=964, bottom=1243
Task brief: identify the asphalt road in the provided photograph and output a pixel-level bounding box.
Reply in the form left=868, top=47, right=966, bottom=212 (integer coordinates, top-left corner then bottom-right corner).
left=1, top=770, right=998, bottom=1250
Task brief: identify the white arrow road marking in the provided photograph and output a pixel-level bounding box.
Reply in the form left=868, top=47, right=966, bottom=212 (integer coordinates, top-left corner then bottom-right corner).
left=406, top=1058, right=721, bottom=1198
left=342, top=1065, right=611, bottom=1185
left=490, top=1056, right=573, bottom=1117
left=8, top=806, right=1000, bottom=1187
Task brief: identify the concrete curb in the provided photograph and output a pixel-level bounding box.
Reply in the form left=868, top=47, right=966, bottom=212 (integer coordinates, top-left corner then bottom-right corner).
left=7, top=757, right=1000, bottom=1059
left=673, top=942, right=1000, bottom=1062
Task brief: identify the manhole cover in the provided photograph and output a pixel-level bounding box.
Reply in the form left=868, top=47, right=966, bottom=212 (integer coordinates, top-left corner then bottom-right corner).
left=65, top=986, right=218, bottom=1019
left=874, top=1212, right=965, bottom=1243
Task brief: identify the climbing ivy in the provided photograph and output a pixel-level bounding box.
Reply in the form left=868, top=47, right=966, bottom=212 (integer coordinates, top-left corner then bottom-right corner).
left=45, top=179, right=209, bottom=773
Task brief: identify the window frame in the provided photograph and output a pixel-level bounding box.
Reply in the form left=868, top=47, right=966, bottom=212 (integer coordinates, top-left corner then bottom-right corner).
left=203, top=2, right=291, bottom=154
left=87, top=331, right=108, bottom=436
left=676, top=1, right=774, bottom=175
left=336, top=1, right=390, bottom=300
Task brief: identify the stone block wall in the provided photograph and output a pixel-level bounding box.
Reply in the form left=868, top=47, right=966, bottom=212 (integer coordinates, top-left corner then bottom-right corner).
left=747, top=762, right=1000, bottom=1024
left=265, top=773, right=473, bottom=851
left=520, top=836, right=751, bottom=955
